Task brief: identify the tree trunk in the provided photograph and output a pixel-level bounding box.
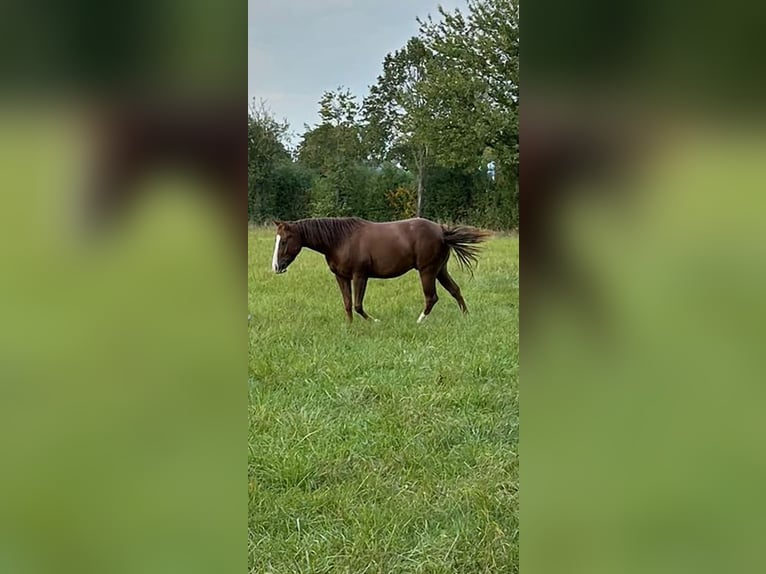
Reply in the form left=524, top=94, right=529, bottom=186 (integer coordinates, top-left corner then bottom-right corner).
left=416, top=167, right=424, bottom=217
left=414, top=145, right=427, bottom=218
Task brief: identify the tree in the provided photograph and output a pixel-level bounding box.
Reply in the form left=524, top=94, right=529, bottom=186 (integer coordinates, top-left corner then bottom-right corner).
left=247, top=0, right=520, bottom=230
left=248, top=100, right=290, bottom=220
left=364, top=37, right=434, bottom=217
left=297, top=87, right=370, bottom=216
left=419, top=0, right=519, bottom=188
left=298, top=87, right=365, bottom=175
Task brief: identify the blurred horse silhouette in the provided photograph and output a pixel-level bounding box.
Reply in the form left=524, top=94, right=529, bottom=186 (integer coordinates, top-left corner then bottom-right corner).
left=82, top=97, right=245, bottom=246
left=522, top=100, right=650, bottom=332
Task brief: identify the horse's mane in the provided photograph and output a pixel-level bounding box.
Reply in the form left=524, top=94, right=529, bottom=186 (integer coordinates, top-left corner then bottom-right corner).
left=294, top=217, right=366, bottom=249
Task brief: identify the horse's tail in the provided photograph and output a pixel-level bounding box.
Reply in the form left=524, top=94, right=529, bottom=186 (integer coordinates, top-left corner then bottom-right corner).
left=441, top=224, right=493, bottom=275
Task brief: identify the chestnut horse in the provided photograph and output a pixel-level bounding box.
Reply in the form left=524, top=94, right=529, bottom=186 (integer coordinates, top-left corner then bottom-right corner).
left=81, top=97, right=245, bottom=246
left=272, top=217, right=491, bottom=323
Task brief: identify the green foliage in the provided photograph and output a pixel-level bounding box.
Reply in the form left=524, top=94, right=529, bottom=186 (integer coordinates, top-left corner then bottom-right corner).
left=267, top=160, right=314, bottom=221
left=363, top=38, right=432, bottom=164
left=386, top=185, right=417, bottom=219
left=248, top=101, right=298, bottom=222
left=367, top=164, right=413, bottom=220
left=307, top=176, right=337, bottom=218
left=249, top=227, right=519, bottom=573
left=307, top=166, right=367, bottom=218
left=248, top=0, right=519, bottom=230
left=364, top=37, right=433, bottom=215
left=419, top=0, right=519, bottom=173
left=318, top=87, right=362, bottom=128
left=299, top=88, right=366, bottom=175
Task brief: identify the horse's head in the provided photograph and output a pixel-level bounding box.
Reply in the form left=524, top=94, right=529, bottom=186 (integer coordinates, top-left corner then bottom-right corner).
left=272, top=221, right=302, bottom=274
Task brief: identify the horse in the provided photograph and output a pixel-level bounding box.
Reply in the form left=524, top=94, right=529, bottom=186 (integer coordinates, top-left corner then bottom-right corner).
left=80, top=96, right=246, bottom=248
left=522, top=100, right=650, bottom=333
left=271, top=217, right=492, bottom=323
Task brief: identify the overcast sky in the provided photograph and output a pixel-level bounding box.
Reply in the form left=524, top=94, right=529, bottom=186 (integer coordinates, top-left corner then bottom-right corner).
left=248, top=0, right=467, bottom=145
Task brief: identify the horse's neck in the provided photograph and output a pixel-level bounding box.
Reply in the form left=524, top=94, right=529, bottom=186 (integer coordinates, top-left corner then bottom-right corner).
left=301, top=235, right=334, bottom=256
left=298, top=219, right=358, bottom=256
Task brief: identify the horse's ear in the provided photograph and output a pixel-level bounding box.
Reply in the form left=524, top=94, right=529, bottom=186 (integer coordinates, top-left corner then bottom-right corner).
left=273, top=219, right=282, bottom=227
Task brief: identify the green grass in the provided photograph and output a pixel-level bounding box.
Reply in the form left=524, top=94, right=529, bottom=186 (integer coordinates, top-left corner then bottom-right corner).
left=248, top=226, right=519, bottom=573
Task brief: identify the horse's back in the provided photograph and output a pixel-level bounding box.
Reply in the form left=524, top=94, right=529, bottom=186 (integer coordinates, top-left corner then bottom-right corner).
left=352, top=218, right=446, bottom=277
left=363, top=217, right=443, bottom=246
left=379, top=217, right=442, bottom=236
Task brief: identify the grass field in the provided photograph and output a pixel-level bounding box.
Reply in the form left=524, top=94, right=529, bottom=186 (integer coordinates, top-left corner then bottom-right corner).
left=248, top=225, right=519, bottom=573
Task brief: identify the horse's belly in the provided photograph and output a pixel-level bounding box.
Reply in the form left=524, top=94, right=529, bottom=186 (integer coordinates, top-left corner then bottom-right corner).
left=363, top=236, right=417, bottom=278
left=367, top=257, right=415, bottom=279
left=368, top=266, right=411, bottom=279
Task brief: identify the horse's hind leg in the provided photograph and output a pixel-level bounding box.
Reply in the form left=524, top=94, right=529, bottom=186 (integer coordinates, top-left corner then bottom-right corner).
left=437, top=267, right=468, bottom=313
left=417, top=269, right=439, bottom=324
left=353, top=274, right=379, bottom=322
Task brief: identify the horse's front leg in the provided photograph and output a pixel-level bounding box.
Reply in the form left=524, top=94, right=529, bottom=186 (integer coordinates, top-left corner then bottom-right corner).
left=335, top=275, right=353, bottom=322
left=353, top=274, right=379, bottom=322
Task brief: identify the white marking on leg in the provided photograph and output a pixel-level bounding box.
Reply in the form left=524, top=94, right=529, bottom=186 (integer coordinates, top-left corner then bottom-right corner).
left=271, top=234, right=281, bottom=272
left=417, top=312, right=427, bottom=324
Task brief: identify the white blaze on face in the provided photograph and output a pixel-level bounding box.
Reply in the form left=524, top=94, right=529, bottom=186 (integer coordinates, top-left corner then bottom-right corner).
left=271, top=234, right=281, bottom=272
left=417, top=312, right=427, bottom=324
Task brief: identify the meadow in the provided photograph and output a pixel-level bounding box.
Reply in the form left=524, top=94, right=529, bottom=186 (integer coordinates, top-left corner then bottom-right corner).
left=248, top=225, right=519, bottom=573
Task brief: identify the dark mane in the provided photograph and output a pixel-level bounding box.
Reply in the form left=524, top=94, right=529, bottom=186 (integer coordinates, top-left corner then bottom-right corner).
left=295, top=217, right=366, bottom=249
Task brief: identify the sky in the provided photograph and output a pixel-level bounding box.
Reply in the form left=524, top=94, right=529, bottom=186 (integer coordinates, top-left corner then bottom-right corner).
left=248, top=0, right=467, bottom=146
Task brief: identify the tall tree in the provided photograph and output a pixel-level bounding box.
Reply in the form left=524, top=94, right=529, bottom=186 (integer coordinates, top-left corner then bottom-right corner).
left=298, top=87, right=365, bottom=175
left=247, top=100, right=290, bottom=220
left=418, top=0, right=519, bottom=178
left=298, top=87, right=369, bottom=216
left=364, top=37, right=433, bottom=217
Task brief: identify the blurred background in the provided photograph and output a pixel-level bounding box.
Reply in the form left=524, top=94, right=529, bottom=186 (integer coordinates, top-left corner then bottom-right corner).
left=524, top=0, right=766, bottom=572
left=0, top=1, right=245, bottom=573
